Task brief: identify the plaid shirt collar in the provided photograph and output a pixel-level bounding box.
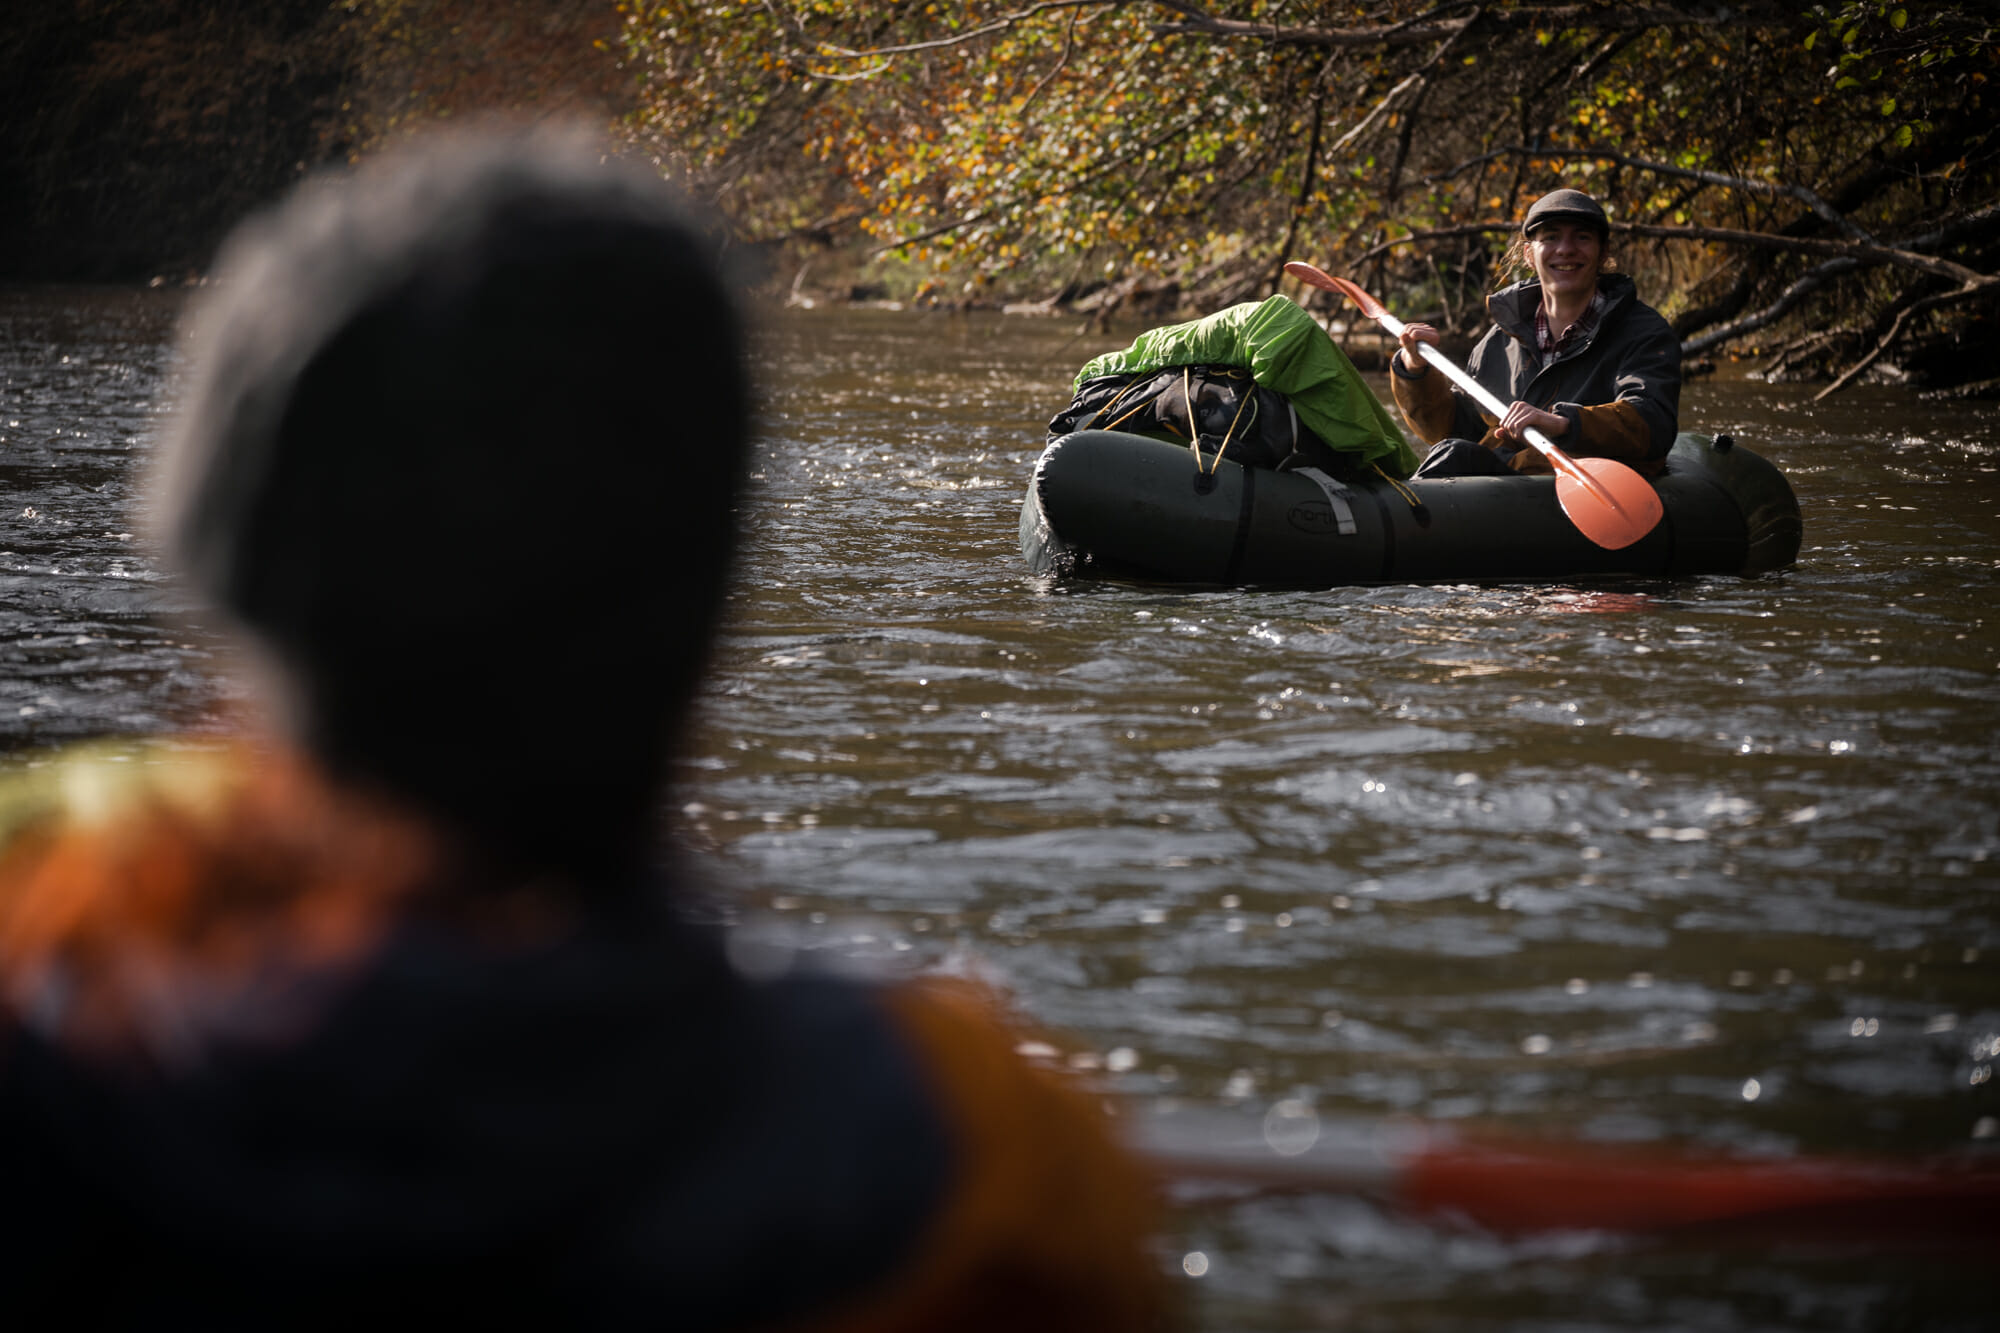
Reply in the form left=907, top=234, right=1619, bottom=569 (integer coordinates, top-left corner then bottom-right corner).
left=1535, top=289, right=1606, bottom=366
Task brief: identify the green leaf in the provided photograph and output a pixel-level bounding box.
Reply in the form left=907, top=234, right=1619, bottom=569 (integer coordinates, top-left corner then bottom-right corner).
left=1890, top=8, right=1907, bottom=28
left=1895, top=123, right=1914, bottom=147
left=1836, top=75, right=1860, bottom=89
left=1804, top=30, right=1818, bottom=50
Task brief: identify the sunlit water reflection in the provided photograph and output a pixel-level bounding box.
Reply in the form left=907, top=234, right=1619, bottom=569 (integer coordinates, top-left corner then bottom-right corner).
left=4, top=288, right=1996, bottom=1329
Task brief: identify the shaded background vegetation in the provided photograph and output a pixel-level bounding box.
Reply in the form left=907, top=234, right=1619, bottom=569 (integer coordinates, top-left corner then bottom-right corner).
left=0, top=0, right=628, bottom=283
left=5, top=1, right=1995, bottom=392
left=1, top=0, right=352, bottom=281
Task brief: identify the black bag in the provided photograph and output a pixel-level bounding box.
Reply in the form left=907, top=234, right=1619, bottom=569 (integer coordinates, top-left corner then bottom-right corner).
left=1047, top=364, right=1356, bottom=475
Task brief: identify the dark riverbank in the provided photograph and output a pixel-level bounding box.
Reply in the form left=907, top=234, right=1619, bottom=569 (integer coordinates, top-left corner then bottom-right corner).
left=1, top=0, right=627, bottom=283
left=1, top=0, right=353, bottom=282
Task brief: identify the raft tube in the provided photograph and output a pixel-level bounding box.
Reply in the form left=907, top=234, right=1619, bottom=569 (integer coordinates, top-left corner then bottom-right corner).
left=1020, top=430, right=1801, bottom=587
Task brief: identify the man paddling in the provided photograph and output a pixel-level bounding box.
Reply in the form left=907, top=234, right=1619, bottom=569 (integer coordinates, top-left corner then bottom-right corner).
left=1389, top=188, right=1681, bottom=479
left=0, top=126, right=1164, bottom=1330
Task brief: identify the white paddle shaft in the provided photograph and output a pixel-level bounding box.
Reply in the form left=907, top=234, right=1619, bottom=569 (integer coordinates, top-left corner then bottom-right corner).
left=1387, top=321, right=1562, bottom=461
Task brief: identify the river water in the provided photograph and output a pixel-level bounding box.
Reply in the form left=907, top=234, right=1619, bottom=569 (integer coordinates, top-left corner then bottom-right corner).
left=4, top=286, right=1997, bottom=1329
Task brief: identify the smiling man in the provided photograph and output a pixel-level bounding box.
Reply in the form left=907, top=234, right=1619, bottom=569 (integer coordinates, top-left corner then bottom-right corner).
left=1386, top=187, right=1682, bottom=479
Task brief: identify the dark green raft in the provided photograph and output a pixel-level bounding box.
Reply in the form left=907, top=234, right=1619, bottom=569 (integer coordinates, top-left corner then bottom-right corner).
left=1020, top=430, right=1801, bottom=586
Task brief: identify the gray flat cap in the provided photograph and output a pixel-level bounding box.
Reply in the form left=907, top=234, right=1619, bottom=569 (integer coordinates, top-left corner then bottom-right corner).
left=1522, top=188, right=1609, bottom=236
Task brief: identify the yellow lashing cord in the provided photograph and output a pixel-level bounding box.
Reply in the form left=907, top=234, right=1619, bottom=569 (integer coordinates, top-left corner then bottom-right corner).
left=1085, top=367, right=1419, bottom=503
left=1204, top=381, right=1257, bottom=475
left=1177, top=367, right=1260, bottom=476
left=1107, top=396, right=1162, bottom=434
left=1372, top=462, right=1430, bottom=521
left=1181, top=367, right=1201, bottom=465
left=1093, top=378, right=1150, bottom=431
left=1088, top=368, right=1261, bottom=476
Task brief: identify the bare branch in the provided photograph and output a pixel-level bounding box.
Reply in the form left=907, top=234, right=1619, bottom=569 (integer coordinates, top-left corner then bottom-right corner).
left=1814, top=278, right=2000, bottom=400
left=1419, top=147, right=1514, bottom=186
left=1615, top=221, right=1986, bottom=285
left=1902, top=200, right=2000, bottom=251
left=1387, top=10, right=1488, bottom=201
left=1681, top=203, right=2000, bottom=353
left=1679, top=257, right=1861, bottom=357
left=1340, top=216, right=1991, bottom=301
left=1761, top=329, right=1850, bottom=379
left=1565, top=29, right=1641, bottom=90
left=811, top=0, right=1112, bottom=60
left=1416, top=142, right=1871, bottom=238
left=1022, top=5, right=1084, bottom=111
left=1499, top=145, right=1871, bottom=240
left=1326, top=70, right=1425, bottom=158
left=1381, top=2, right=1484, bottom=42
left=807, top=60, right=893, bottom=83
left=1345, top=221, right=1518, bottom=268
left=873, top=204, right=1003, bottom=256
left=1274, top=59, right=1334, bottom=292
left=1152, top=3, right=1775, bottom=50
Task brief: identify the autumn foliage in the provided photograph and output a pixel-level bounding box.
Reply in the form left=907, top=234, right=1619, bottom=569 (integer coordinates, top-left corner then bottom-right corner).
left=5, top=1, right=1993, bottom=388
left=623, top=1, right=1999, bottom=389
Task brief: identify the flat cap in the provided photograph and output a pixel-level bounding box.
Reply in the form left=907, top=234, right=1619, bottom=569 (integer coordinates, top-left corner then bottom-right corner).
left=1522, top=188, right=1609, bottom=236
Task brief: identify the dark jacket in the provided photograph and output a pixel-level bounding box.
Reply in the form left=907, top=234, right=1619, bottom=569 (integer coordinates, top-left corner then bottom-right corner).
left=1391, top=273, right=1681, bottom=476
left=0, top=747, right=1164, bottom=1331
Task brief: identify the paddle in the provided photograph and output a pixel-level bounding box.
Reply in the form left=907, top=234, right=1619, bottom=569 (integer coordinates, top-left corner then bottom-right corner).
left=1283, top=260, right=1664, bottom=551
left=1141, top=1106, right=2000, bottom=1244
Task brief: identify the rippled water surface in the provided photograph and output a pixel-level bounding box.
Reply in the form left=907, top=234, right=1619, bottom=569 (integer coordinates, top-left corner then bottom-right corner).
left=5, top=288, right=1998, bottom=1329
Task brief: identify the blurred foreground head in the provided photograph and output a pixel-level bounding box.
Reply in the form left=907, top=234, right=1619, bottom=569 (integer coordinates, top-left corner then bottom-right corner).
left=155, top=125, right=751, bottom=883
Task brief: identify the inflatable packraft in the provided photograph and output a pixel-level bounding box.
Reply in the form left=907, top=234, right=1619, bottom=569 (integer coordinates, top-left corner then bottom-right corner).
left=1019, top=429, right=1801, bottom=587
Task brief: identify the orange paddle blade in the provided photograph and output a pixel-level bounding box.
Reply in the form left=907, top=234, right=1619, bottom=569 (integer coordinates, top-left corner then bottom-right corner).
left=1142, top=1109, right=2000, bottom=1244
left=1555, top=456, right=1665, bottom=550
left=1403, top=1138, right=2000, bottom=1242
left=1285, top=263, right=1389, bottom=322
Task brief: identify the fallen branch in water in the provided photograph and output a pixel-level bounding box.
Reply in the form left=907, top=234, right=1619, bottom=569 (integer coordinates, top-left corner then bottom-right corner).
left=1815, top=277, right=2000, bottom=401
left=1679, top=257, right=1862, bottom=358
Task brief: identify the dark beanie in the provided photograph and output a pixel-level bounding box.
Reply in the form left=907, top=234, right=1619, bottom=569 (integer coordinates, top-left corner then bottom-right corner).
left=153, top=124, right=753, bottom=881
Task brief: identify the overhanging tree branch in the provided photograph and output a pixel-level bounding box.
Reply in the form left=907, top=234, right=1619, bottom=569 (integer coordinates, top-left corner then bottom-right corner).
left=1273, top=56, right=1334, bottom=292
left=1679, top=257, right=1860, bottom=356
left=809, top=0, right=1114, bottom=60
left=1350, top=217, right=1988, bottom=285
left=1326, top=70, right=1425, bottom=158
left=1021, top=5, right=1084, bottom=111
left=1150, top=2, right=1778, bottom=50
left=1615, top=221, right=1985, bottom=285
left=1488, top=144, right=1872, bottom=240
left=1678, top=202, right=2000, bottom=352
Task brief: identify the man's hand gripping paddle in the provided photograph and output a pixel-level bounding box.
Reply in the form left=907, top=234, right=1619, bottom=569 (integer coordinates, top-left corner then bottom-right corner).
left=1284, top=260, right=1664, bottom=551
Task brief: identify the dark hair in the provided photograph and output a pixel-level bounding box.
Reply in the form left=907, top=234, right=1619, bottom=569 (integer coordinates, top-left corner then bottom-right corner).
left=155, top=124, right=753, bottom=882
